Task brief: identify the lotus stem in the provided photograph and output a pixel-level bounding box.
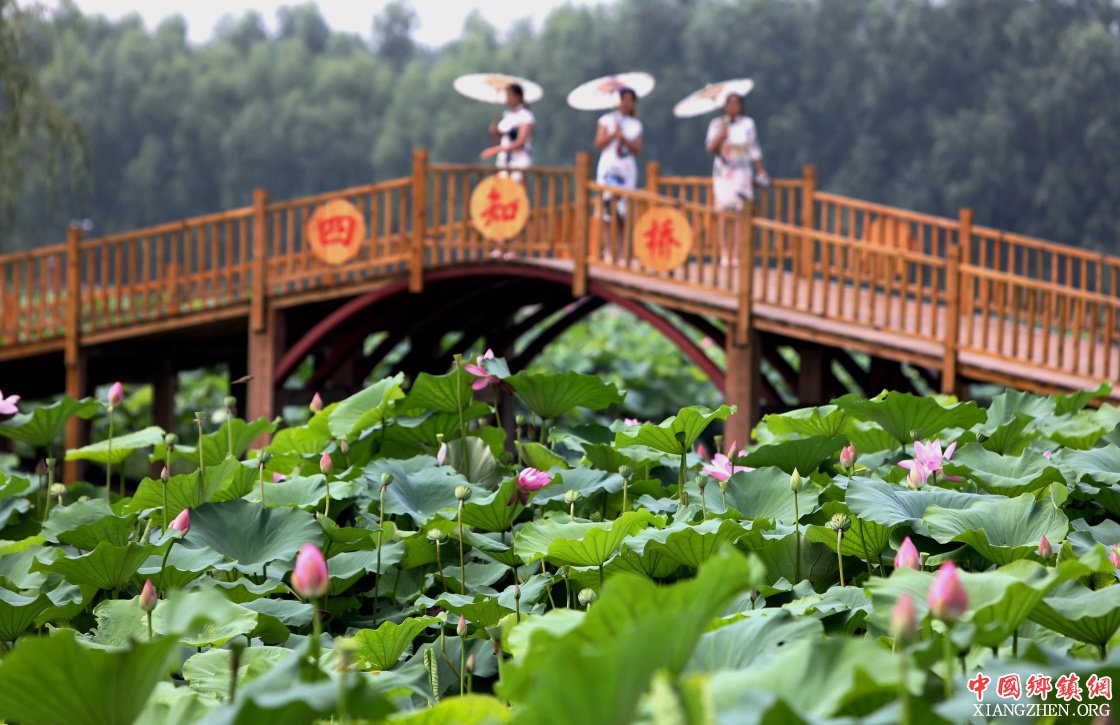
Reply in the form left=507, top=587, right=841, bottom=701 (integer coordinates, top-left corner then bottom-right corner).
left=229, top=641, right=242, bottom=701
left=434, top=540, right=448, bottom=593
left=310, top=598, right=323, bottom=678
left=491, top=391, right=504, bottom=450
left=899, top=651, right=911, bottom=725
left=836, top=529, right=845, bottom=587
left=146, top=610, right=153, bottom=641
left=598, top=562, right=604, bottom=591
left=457, top=501, right=466, bottom=595
left=194, top=412, right=205, bottom=503
left=793, top=494, right=802, bottom=583
left=1012, top=628, right=1018, bottom=657
left=258, top=465, right=265, bottom=506
left=161, top=481, right=168, bottom=532
left=374, top=483, right=386, bottom=626
left=158, top=538, right=176, bottom=591
left=323, top=479, right=330, bottom=518
left=107, top=410, right=114, bottom=499
left=677, top=450, right=688, bottom=507
left=1101, top=642, right=1108, bottom=660
left=460, top=637, right=466, bottom=694
left=859, top=519, right=873, bottom=576
left=453, top=356, right=471, bottom=478
left=43, top=459, right=56, bottom=522
left=943, top=626, right=954, bottom=699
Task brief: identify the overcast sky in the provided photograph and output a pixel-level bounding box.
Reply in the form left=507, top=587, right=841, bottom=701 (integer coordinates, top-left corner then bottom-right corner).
left=39, top=0, right=605, bottom=46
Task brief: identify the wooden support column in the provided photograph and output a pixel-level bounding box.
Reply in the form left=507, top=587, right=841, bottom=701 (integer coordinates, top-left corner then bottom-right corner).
left=797, top=343, right=829, bottom=406
left=572, top=151, right=590, bottom=297
left=941, top=208, right=968, bottom=396
left=64, top=225, right=87, bottom=484
left=247, top=188, right=277, bottom=429
left=409, top=148, right=429, bottom=294
left=725, top=330, right=761, bottom=448
left=645, top=160, right=661, bottom=194
left=799, top=164, right=817, bottom=279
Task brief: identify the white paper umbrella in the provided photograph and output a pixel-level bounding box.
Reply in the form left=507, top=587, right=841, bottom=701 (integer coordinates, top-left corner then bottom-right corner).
left=672, top=78, right=754, bottom=118
left=566, top=71, right=656, bottom=111
left=453, top=73, right=543, bottom=105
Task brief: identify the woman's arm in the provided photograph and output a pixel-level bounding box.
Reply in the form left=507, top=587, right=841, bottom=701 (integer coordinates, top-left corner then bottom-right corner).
left=481, top=122, right=533, bottom=160
left=618, top=131, right=642, bottom=156
left=706, top=119, right=727, bottom=155
left=594, top=122, right=615, bottom=151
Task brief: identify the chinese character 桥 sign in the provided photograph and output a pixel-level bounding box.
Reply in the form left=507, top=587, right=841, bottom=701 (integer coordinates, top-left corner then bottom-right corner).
left=470, top=176, right=529, bottom=241
left=307, top=199, right=366, bottom=265
left=634, top=207, right=692, bottom=272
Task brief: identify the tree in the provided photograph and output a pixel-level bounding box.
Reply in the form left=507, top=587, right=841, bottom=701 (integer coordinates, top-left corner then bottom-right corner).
left=372, top=1, right=418, bottom=71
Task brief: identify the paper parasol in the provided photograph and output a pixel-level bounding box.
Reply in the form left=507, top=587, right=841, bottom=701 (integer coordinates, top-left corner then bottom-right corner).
left=453, top=73, right=543, bottom=105
left=672, top=78, right=754, bottom=118
left=566, top=71, right=656, bottom=111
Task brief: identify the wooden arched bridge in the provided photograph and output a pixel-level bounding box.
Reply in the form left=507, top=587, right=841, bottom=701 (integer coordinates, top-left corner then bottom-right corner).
left=2, top=149, right=1118, bottom=479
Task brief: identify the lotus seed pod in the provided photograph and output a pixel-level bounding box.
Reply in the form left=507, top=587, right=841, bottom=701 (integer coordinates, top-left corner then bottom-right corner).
left=426, top=528, right=444, bottom=543
left=45, top=457, right=57, bottom=468
left=577, top=588, right=597, bottom=607
left=224, top=395, right=237, bottom=409
left=789, top=468, right=804, bottom=493
left=618, top=464, right=634, bottom=480
left=828, top=513, right=852, bottom=532
left=164, top=433, right=177, bottom=446
left=49, top=483, right=66, bottom=497
left=696, top=475, right=708, bottom=491
left=381, top=472, right=394, bottom=487
left=563, top=489, right=581, bottom=505
left=260, top=450, right=272, bottom=464
left=455, top=485, right=472, bottom=501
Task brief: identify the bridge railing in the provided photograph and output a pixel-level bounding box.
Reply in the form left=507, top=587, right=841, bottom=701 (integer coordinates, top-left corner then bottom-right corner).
left=0, top=244, right=67, bottom=345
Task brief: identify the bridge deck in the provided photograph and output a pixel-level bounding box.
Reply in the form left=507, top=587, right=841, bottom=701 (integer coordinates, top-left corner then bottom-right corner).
left=1, top=152, right=1118, bottom=408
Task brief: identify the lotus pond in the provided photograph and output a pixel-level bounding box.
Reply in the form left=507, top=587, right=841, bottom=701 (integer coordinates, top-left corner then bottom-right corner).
left=0, top=361, right=1119, bottom=724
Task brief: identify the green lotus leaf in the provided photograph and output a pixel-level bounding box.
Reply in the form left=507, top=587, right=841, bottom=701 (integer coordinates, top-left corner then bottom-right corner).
left=350, top=616, right=438, bottom=671
left=0, top=396, right=100, bottom=450
left=783, top=585, right=871, bottom=634
left=724, top=467, right=820, bottom=525
left=687, top=609, right=822, bottom=674
left=517, top=441, right=569, bottom=472
left=65, top=426, right=165, bottom=465
left=183, top=646, right=290, bottom=697
left=507, top=370, right=625, bottom=421
left=515, top=510, right=661, bottom=568
left=0, top=587, right=51, bottom=641
left=42, top=498, right=138, bottom=550
left=187, top=499, right=322, bottom=570
left=365, top=455, right=483, bottom=524
left=1058, top=444, right=1120, bottom=487
left=505, top=609, right=585, bottom=659
left=327, top=373, right=405, bottom=441
left=761, top=405, right=850, bottom=439
left=1037, top=405, right=1120, bottom=450
left=125, top=456, right=258, bottom=515
left=531, top=468, right=621, bottom=503
left=89, top=588, right=259, bottom=648
left=624, top=517, right=745, bottom=569
left=136, top=682, right=216, bottom=725
left=1029, top=582, right=1120, bottom=646
left=497, top=548, right=760, bottom=725
left=942, top=443, right=1064, bottom=496
left=614, top=405, right=733, bottom=455
left=835, top=391, right=985, bottom=446
left=241, top=597, right=314, bottom=628
left=741, top=435, right=846, bottom=475
left=1067, top=518, right=1120, bottom=558
left=246, top=474, right=361, bottom=510
left=752, top=531, right=841, bottom=592
left=151, top=417, right=278, bottom=468
left=136, top=543, right=227, bottom=589
left=0, top=628, right=178, bottom=725
left=805, top=509, right=891, bottom=565
left=443, top=436, right=499, bottom=487
left=36, top=539, right=169, bottom=591
left=398, top=368, right=476, bottom=414
left=268, top=415, right=335, bottom=457
left=380, top=408, right=483, bottom=459
left=387, top=695, right=511, bottom=725
left=923, top=493, right=1069, bottom=565
left=606, top=545, right=682, bottom=580
left=975, top=389, right=1054, bottom=454
left=845, top=477, right=998, bottom=533
left=456, top=478, right=524, bottom=533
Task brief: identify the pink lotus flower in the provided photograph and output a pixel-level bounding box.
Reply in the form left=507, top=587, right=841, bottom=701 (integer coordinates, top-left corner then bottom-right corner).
left=894, top=536, right=920, bottom=570
left=0, top=390, right=20, bottom=415
left=700, top=336, right=715, bottom=348
left=623, top=418, right=640, bottom=426
left=272, top=472, right=286, bottom=483
left=928, top=561, right=968, bottom=622
left=901, top=439, right=959, bottom=483
left=1110, top=545, right=1120, bottom=569
left=840, top=443, right=856, bottom=472
left=339, top=439, right=349, bottom=454
left=890, top=593, right=918, bottom=646
left=905, top=461, right=930, bottom=489
left=696, top=443, right=709, bottom=460
left=701, top=453, right=754, bottom=483
left=309, top=392, right=323, bottom=413
left=319, top=451, right=332, bottom=475
left=436, top=441, right=448, bottom=466
left=169, top=508, right=190, bottom=536
left=511, top=467, right=552, bottom=505
left=1038, top=535, right=1052, bottom=558
left=1043, top=450, right=1052, bottom=459
left=107, top=381, right=124, bottom=411
left=463, top=349, right=500, bottom=391
left=291, top=543, right=329, bottom=599
left=139, top=579, right=158, bottom=612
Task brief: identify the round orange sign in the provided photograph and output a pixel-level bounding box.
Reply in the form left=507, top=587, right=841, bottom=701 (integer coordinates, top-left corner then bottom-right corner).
left=470, top=176, right=530, bottom=241
left=633, top=207, right=692, bottom=272
left=306, top=199, right=366, bottom=265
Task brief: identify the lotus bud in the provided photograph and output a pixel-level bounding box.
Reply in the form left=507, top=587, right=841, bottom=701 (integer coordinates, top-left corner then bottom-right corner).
left=455, top=485, right=472, bottom=501
left=319, top=451, right=332, bottom=475
left=223, top=395, right=237, bottom=410
left=1038, top=535, right=1052, bottom=559
left=436, top=433, right=447, bottom=466
left=828, top=513, right=851, bottom=533
left=291, top=543, right=329, bottom=599
left=894, top=536, right=920, bottom=570
left=426, top=528, right=444, bottom=543
left=789, top=468, right=804, bottom=493
left=35, top=459, right=46, bottom=476
left=380, top=472, right=394, bottom=487
left=160, top=466, right=169, bottom=484
left=696, top=442, right=709, bottom=460
left=517, top=467, right=552, bottom=493
left=890, top=593, right=918, bottom=647
left=465, top=653, right=476, bottom=675
left=164, top=433, right=177, bottom=446
left=169, top=508, right=191, bottom=536
left=513, top=584, right=521, bottom=602
left=840, top=443, right=856, bottom=473
left=563, top=489, right=581, bottom=505
left=1110, top=545, right=1120, bottom=569
left=577, top=588, right=597, bottom=607
left=107, top=381, right=124, bottom=411
left=906, top=466, right=926, bottom=490
left=456, top=615, right=468, bottom=637
left=139, top=578, right=158, bottom=613
left=927, top=561, right=968, bottom=622
left=618, top=464, right=634, bottom=480
left=339, top=439, right=349, bottom=454
left=713, top=435, right=724, bottom=454
left=310, top=393, right=323, bottom=413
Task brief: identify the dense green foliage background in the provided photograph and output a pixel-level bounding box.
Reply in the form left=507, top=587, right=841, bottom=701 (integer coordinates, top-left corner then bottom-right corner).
left=5, top=0, right=1120, bottom=254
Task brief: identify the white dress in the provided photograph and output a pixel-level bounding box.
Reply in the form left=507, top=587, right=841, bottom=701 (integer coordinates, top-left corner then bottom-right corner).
left=496, top=105, right=535, bottom=180
left=706, top=115, right=763, bottom=211
left=595, top=112, right=643, bottom=217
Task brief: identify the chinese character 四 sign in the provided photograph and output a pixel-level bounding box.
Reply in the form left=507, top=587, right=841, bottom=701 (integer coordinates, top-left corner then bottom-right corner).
left=306, top=199, right=366, bottom=265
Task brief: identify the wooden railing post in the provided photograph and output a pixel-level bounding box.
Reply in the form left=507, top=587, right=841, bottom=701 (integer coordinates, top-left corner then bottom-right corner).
left=409, top=148, right=429, bottom=294
left=735, top=208, right=755, bottom=346
left=64, top=225, right=87, bottom=483
left=799, top=164, right=817, bottom=279
left=942, top=207, right=970, bottom=396
left=251, top=188, right=269, bottom=333
left=573, top=151, right=590, bottom=297
left=645, top=160, right=661, bottom=194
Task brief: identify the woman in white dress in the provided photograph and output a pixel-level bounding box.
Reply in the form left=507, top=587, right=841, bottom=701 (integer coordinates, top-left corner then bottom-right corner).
left=481, top=83, right=535, bottom=183
left=594, top=87, right=643, bottom=263
left=705, top=93, right=769, bottom=266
